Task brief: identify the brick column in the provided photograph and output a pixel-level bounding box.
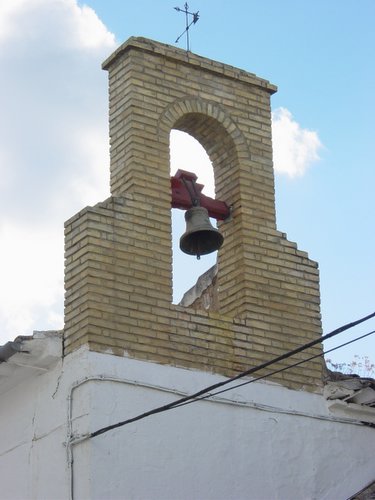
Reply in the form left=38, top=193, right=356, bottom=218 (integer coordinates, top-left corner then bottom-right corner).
left=63, top=38, right=323, bottom=391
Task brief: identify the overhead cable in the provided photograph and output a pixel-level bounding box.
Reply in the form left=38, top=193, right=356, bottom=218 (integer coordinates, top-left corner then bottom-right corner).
left=89, top=311, right=375, bottom=439
left=173, top=329, right=375, bottom=409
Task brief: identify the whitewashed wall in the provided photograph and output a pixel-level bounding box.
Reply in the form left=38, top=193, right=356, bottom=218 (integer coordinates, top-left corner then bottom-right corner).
left=0, top=338, right=374, bottom=500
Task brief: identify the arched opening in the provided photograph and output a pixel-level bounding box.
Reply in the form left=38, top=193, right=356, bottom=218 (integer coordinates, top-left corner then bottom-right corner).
left=161, top=107, right=244, bottom=314
left=170, top=130, right=218, bottom=305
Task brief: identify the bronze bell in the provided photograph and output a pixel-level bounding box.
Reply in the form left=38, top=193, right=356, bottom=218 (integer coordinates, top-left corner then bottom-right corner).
left=180, top=206, right=224, bottom=259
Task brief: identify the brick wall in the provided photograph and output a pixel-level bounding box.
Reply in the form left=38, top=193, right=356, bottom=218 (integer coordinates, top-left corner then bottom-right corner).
left=64, top=37, right=324, bottom=391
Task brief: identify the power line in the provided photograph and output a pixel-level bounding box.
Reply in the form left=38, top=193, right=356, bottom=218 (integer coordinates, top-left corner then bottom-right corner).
left=173, top=329, right=375, bottom=409
left=90, top=327, right=375, bottom=437
left=89, top=311, right=375, bottom=439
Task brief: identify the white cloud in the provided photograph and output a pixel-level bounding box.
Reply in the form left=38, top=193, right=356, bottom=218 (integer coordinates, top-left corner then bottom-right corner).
left=0, top=0, right=115, bottom=343
left=0, top=222, right=64, bottom=335
left=272, top=107, right=322, bottom=178
left=171, top=110, right=322, bottom=190
left=0, top=0, right=114, bottom=49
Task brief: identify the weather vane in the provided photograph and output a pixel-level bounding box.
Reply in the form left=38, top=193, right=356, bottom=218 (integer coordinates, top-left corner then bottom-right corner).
left=174, top=3, right=199, bottom=52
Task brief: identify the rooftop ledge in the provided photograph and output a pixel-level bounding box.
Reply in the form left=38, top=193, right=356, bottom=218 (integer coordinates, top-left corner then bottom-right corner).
left=102, top=36, right=277, bottom=95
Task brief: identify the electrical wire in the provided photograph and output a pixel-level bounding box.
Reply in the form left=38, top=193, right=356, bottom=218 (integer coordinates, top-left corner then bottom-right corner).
left=172, top=329, right=375, bottom=409
left=89, top=311, right=375, bottom=439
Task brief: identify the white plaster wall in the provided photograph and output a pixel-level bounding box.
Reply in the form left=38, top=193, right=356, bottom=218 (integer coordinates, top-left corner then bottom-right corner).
left=0, top=359, right=68, bottom=499
left=1, top=343, right=375, bottom=500
left=71, top=353, right=375, bottom=500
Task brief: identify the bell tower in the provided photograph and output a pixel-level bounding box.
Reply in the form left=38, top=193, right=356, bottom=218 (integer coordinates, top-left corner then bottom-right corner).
left=64, top=37, right=323, bottom=390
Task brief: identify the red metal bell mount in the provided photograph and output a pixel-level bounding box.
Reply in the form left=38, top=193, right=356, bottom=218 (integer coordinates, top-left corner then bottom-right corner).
left=170, top=169, right=230, bottom=221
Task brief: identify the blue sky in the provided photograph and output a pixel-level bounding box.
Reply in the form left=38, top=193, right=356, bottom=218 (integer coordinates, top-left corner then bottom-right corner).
left=0, top=0, right=374, bottom=369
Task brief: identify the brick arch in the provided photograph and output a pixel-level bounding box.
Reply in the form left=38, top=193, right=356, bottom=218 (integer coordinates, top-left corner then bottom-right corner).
left=159, top=97, right=249, bottom=206
left=159, top=96, right=246, bottom=142
left=160, top=97, right=252, bottom=318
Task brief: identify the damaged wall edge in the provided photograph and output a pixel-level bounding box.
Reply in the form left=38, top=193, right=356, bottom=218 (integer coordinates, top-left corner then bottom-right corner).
left=0, top=340, right=23, bottom=363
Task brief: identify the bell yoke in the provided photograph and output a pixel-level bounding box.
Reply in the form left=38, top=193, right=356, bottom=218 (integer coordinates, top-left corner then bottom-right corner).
left=170, top=169, right=230, bottom=259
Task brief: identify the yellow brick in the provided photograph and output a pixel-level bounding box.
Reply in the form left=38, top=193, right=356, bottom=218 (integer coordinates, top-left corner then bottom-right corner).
left=63, top=38, right=323, bottom=392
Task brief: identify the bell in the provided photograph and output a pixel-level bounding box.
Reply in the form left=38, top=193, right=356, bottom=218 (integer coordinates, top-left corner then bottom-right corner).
left=180, top=206, right=224, bottom=259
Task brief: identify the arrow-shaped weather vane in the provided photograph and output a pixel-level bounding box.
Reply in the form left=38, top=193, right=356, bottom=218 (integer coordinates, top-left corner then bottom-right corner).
left=174, top=3, right=199, bottom=52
